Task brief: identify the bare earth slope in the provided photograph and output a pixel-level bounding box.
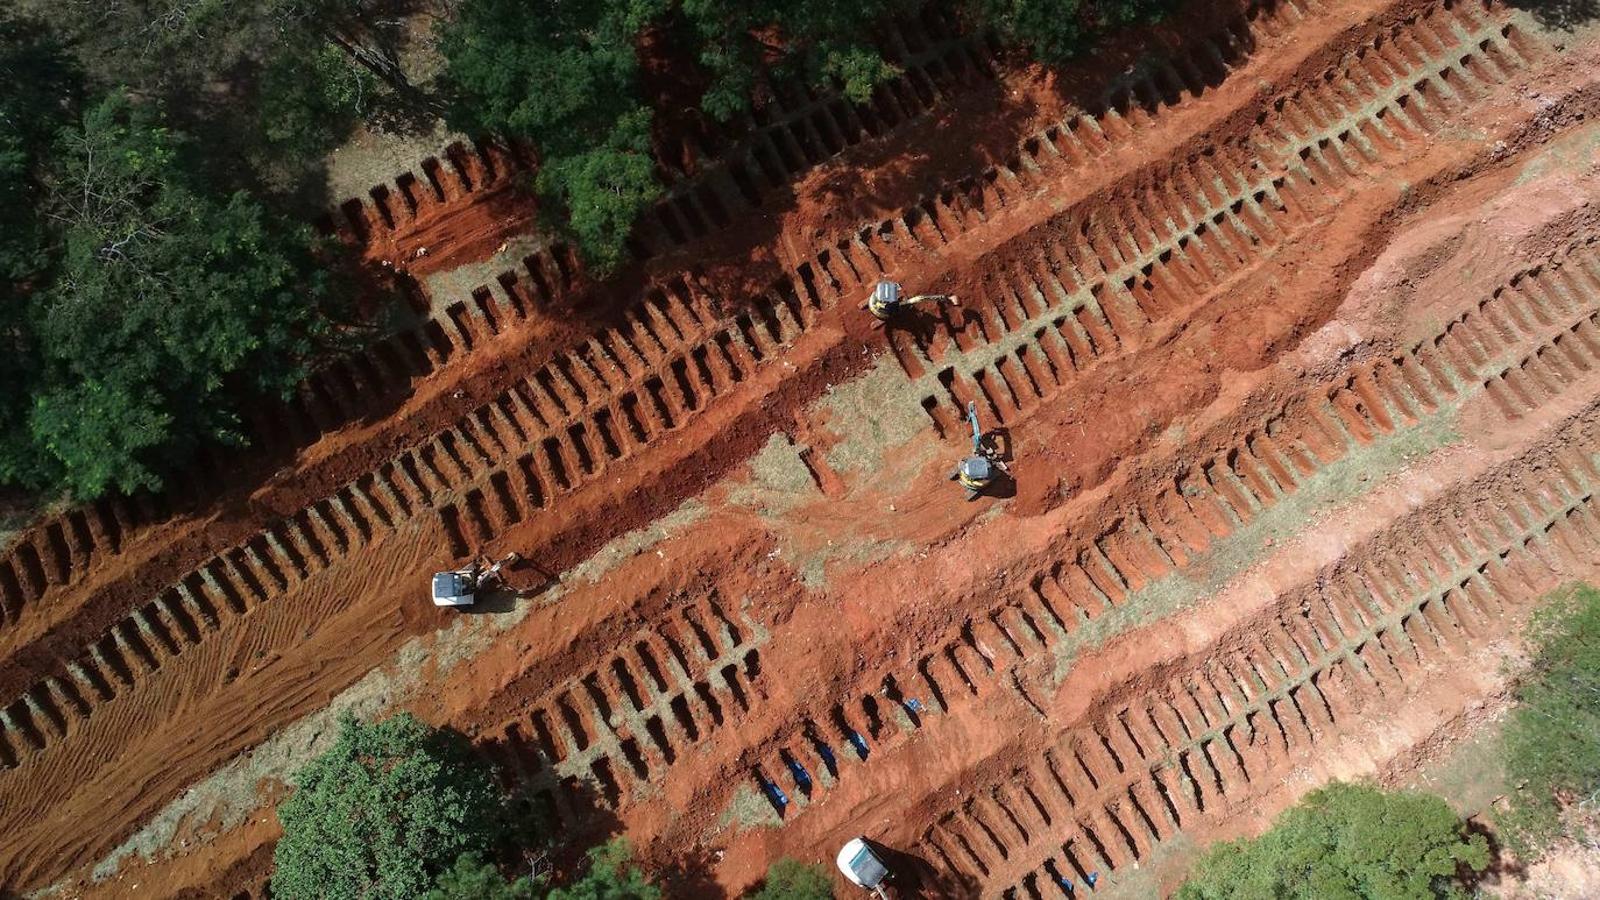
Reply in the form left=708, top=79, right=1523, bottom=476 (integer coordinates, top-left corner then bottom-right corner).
left=7, top=0, right=1600, bottom=897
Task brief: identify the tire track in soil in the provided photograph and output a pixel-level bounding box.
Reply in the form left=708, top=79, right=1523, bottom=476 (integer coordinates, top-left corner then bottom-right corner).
left=0, top=0, right=1338, bottom=762
left=0, top=1, right=1523, bottom=891
left=194, top=118, right=1600, bottom=900
left=0, top=0, right=1319, bottom=653
left=9, top=5, right=1587, bottom=890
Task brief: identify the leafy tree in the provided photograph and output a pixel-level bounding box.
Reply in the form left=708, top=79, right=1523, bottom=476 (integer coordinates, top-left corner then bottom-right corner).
left=1176, top=781, right=1488, bottom=899
left=751, top=857, right=834, bottom=899
left=13, top=0, right=413, bottom=185
left=547, top=839, right=662, bottom=900
left=0, top=16, right=79, bottom=287
left=1500, top=583, right=1600, bottom=856
left=273, top=712, right=505, bottom=900
left=534, top=110, right=661, bottom=276
left=965, top=0, right=1174, bottom=64
left=14, top=0, right=406, bottom=99
left=439, top=0, right=664, bottom=156
left=680, top=0, right=910, bottom=119
left=0, top=16, right=80, bottom=489
left=438, top=0, right=915, bottom=269
left=6, top=92, right=340, bottom=497
left=14, top=0, right=293, bottom=93
left=438, top=0, right=666, bottom=274
left=259, top=41, right=382, bottom=168
left=425, top=852, right=539, bottom=900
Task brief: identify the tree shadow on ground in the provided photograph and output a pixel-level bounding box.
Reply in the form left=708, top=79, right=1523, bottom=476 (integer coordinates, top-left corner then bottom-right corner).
left=472, top=721, right=732, bottom=894
left=1461, top=816, right=1525, bottom=893
left=471, top=730, right=632, bottom=885
left=696, top=0, right=1270, bottom=328
left=651, top=845, right=730, bottom=899
left=1507, top=0, right=1600, bottom=29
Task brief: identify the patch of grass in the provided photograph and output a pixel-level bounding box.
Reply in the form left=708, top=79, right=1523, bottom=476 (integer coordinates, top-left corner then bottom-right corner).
left=820, top=357, right=940, bottom=479
left=1097, top=830, right=1196, bottom=896
left=1405, top=724, right=1510, bottom=821
left=1499, top=581, right=1600, bottom=858
left=719, top=782, right=783, bottom=831
left=1051, top=411, right=1462, bottom=683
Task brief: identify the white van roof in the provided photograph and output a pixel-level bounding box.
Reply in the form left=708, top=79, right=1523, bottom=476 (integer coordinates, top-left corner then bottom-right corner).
left=835, top=838, right=888, bottom=888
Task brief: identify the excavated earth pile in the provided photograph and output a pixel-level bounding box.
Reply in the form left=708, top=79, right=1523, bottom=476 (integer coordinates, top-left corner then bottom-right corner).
left=5, top=0, right=1600, bottom=896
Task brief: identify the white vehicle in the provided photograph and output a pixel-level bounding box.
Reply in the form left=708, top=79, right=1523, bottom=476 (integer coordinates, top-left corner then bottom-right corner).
left=430, top=570, right=479, bottom=607
left=836, top=837, right=890, bottom=897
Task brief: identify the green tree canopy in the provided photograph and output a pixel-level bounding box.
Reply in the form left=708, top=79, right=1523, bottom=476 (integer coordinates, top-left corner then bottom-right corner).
left=272, top=712, right=506, bottom=900
left=435, top=0, right=1186, bottom=270
left=680, top=0, right=912, bottom=119
left=533, top=111, right=661, bottom=276
left=12, top=0, right=409, bottom=186
left=1176, top=782, right=1488, bottom=900
left=438, top=0, right=666, bottom=275
left=258, top=41, right=382, bottom=173
left=547, top=839, right=662, bottom=900
left=0, top=16, right=80, bottom=287
left=0, top=16, right=79, bottom=480
left=750, top=857, right=833, bottom=899
left=425, top=852, right=539, bottom=900
left=438, top=0, right=664, bottom=158
left=964, top=0, right=1173, bottom=64
left=2, top=92, right=341, bottom=497
left=1500, top=583, right=1600, bottom=856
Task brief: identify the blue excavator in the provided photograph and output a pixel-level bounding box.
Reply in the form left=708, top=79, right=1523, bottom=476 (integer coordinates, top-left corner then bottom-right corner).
left=950, top=401, right=1002, bottom=500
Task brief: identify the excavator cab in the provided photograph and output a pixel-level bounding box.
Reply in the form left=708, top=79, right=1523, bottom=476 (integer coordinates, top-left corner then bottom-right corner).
left=431, top=570, right=479, bottom=607
left=865, top=280, right=957, bottom=322
left=866, top=281, right=903, bottom=320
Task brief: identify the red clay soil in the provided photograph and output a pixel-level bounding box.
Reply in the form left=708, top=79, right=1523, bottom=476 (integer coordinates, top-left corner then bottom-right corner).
left=0, top=0, right=1344, bottom=784
left=0, top=0, right=1372, bottom=705
left=13, top=1, right=1600, bottom=898
left=0, top=0, right=1068, bottom=713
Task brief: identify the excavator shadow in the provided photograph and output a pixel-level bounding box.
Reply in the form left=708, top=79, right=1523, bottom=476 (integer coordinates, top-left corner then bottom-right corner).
left=458, top=589, right=519, bottom=614
left=974, top=470, right=1017, bottom=502
left=459, top=555, right=558, bottom=615
left=979, top=426, right=1014, bottom=464
left=871, top=840, right=950, bottom=898
left=881, top=295, right=964, bottom=354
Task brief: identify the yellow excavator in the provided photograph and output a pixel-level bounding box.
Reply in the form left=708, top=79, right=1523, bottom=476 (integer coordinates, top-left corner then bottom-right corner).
left=863, top=280, right=958, bottom=322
